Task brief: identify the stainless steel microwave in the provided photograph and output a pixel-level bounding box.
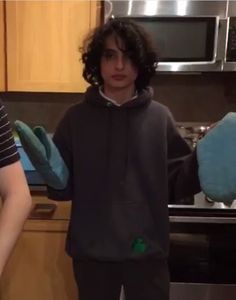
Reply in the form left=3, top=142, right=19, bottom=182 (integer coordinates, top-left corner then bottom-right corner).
left=104, top=0, right=236, bottom=73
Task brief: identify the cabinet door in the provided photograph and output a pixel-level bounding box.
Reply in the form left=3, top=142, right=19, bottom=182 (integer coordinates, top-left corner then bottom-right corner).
left=6, top=1, right=100, bottom=92
left=0, top=0, right=5, bottom=91
left=0, top=220, right=78, bottom=300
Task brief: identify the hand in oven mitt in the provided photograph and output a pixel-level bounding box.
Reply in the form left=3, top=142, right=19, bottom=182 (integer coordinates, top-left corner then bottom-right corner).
left=197, top=112, right=236, bottom=204
left=14, top=120, right=69, bottom=190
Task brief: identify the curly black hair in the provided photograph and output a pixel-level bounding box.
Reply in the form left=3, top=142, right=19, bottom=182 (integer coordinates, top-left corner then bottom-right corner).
left=81, top=18, right=158, bottom=91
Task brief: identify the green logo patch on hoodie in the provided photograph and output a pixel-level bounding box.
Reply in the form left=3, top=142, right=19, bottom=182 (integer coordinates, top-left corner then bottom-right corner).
left=132, top=238, right=148, bottom=253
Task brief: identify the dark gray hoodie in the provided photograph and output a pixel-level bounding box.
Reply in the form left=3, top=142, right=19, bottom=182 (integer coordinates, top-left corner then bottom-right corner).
left=48, top=86, right=201, bottom=261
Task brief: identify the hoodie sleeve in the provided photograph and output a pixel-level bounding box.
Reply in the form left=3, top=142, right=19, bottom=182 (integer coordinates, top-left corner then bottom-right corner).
left=47, top=110, right=73, bottom=201
left=166, top=111, right=201, bottom=203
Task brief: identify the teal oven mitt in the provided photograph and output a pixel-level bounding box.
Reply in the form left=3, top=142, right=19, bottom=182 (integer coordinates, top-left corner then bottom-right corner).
left=197, top=112, right=236, bottom=204
left=14, top=120, right=69, bottom=190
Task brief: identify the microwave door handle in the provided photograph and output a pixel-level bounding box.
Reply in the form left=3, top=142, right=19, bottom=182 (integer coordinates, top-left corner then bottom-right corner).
left=215, top=18, right=229, bottom=62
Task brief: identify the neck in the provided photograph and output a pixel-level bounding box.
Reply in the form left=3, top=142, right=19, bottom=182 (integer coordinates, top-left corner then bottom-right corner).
left=103, top=85, right=136, bottom=105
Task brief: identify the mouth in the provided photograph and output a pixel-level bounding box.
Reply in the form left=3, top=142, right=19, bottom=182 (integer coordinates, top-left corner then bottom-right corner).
left=111, top=75, right=126, bottom=80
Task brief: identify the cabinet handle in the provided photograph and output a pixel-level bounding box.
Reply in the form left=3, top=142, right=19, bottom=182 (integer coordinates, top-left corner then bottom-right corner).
left=29, top=203, right=57, bottom=219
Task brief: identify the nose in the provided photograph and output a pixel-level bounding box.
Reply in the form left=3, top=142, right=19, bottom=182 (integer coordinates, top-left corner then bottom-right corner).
left=115, top=55, right=125, bottom=70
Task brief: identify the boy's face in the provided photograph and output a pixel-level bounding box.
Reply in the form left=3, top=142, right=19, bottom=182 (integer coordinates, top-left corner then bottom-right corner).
left=100, top=34, right=138, bottom=93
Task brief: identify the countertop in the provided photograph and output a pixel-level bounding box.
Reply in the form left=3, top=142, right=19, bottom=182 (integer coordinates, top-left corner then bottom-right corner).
left=29, top=191, right=236, bottom=224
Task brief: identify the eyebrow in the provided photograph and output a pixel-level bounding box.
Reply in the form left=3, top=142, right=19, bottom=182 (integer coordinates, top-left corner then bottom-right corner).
left=103, top=48, right=117, bottom=52
left=103, top=48, right=127, bottom=54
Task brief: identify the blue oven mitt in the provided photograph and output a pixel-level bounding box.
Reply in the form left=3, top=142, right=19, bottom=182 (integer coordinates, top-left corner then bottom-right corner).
left=197, top=112, right=236, bottom=204
left=14, top=120, right=69, bottom=190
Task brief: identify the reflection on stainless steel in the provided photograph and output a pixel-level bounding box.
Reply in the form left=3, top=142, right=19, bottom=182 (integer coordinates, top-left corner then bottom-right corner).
left=157, top=61, right=222, bottom=72
left=119, top=283, right=236, bottom=300
left=119, top=282, right=236, bottom=300
left=170, top=216, right=236, bottom=224
left=177, top=1, right=188, bottom=16
left=104, top=1, right=227, bottom=19
left=144, top=0, right=158, bottom=16
left=105, top=0, right=236, bottom=72
left=177, top=125, right=209, bottom=148
left=195, top=191, right=236, bottom=209
left=170, top=283, right=236, bottom=300
left=169, top=191, right=236, bottom=210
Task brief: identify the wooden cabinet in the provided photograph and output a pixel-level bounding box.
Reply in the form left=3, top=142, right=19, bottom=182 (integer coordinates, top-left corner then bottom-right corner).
left=0, top=220, right=78, bottom=300
left=0, top=198, right=78, bottom=299
left=4, top=0, right=101, bottom=92
left=0, top=0, right=5, bottom=91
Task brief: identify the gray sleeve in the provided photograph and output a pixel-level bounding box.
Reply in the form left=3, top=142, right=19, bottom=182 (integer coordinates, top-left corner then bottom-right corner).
left=166, top=110, right=201, bottom=203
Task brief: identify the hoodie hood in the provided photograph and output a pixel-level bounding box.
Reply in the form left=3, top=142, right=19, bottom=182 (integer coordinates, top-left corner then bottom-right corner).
left=84, top=86, right=153, bottom=109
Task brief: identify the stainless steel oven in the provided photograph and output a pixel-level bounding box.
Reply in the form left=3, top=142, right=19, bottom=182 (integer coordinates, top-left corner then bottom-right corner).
left=120, top=204, right=236, bottom=300
left=169, top=208, right=236, bottom=300
left=169, top=122, right=236, bottom=299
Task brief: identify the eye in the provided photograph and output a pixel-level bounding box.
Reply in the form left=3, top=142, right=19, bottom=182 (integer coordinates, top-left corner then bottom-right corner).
left=102, top=50, right=116, bottom=60
left=104, top=53, right=114, bottom=59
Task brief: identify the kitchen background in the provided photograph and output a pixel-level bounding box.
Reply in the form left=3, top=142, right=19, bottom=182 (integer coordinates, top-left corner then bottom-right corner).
left=1, top=1, right=236, bottom=299
left=1, top=72, right=236, bottom=132
left=1, top=0, right=236, bottom=131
